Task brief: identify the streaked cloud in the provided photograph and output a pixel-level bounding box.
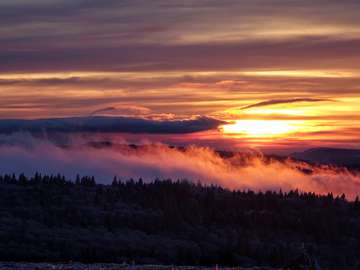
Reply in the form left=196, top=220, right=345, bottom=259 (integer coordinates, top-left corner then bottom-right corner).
left=90, top=105, right=151, bottom=117
left=241, top=98, right=331, bottom=110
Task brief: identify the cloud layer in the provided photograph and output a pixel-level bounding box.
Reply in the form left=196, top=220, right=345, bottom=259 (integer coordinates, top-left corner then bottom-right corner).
left=1, top=1, right=360, bottom=72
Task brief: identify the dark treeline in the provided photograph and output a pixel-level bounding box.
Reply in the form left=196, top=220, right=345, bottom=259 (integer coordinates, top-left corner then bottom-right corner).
left=0, top=174, right=360, bottom=269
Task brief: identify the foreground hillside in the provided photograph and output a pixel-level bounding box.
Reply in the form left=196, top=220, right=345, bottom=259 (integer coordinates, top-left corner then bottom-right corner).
left=0, top=174, right=359, bottom=269
left=0, top=263, right=277, bottom=270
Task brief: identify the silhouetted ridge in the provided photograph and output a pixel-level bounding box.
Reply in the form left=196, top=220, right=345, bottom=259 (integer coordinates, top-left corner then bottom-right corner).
left=292, top=147, right=360, bottom=168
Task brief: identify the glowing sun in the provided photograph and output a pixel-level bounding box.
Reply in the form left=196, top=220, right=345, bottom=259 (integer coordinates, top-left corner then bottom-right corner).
left=221, top=120, right=299, bottom=138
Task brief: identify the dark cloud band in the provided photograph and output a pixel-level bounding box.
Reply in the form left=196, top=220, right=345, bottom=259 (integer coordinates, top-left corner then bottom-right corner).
left=0, top=116, right=226, bottom=134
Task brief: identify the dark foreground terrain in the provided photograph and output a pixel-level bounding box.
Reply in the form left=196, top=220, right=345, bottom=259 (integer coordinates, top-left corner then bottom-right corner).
left=0, top=263, right=277, bottom=270
left=0, top=174, right=359, bottom=269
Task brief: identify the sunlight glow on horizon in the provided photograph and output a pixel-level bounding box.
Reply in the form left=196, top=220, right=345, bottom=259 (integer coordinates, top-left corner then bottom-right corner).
left=0, top=68, right=359, bottom=151
left=221, top=120, right=301, bottom=138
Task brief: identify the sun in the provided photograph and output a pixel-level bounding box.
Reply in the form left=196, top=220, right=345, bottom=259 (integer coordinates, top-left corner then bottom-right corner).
left=221, top=120, right=299, bottom=138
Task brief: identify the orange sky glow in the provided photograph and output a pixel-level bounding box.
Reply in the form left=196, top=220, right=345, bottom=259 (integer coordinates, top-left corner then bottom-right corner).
left=1, top=69, right=359, bottom=153
left=1, top=0, right=360, bottom=153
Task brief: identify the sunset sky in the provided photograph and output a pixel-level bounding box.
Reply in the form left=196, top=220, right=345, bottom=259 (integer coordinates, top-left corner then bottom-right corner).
left=1, top=0, right=360, bottom=153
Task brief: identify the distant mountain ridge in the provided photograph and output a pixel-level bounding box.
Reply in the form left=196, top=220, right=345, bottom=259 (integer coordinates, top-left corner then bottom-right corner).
left=291, top=147, right=360, bottom=167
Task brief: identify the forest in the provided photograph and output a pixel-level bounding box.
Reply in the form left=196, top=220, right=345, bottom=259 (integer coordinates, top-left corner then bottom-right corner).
left=0, top=174, right=359, bottom=269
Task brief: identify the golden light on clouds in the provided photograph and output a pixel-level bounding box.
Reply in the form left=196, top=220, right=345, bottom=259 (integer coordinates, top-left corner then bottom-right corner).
left=0, top=69, right=358, bottom=81
left=241, top=70, right=357, bottom=78
left=217, top=92, right=360, bottom=150
left=0, top=68, right=359, bottom=151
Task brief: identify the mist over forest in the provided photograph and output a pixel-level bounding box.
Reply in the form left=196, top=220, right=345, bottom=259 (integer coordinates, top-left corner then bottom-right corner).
left=0, top=134, right=359, bottom=201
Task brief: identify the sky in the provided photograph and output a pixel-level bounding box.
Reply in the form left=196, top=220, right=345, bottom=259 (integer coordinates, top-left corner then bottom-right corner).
left=1, top=0, right=360, bottom=153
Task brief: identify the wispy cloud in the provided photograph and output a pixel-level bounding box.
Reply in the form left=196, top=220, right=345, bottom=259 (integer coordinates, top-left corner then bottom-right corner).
left=90, top=105, right=151, bottom=117
left=242, top=98, right=332, bottom=110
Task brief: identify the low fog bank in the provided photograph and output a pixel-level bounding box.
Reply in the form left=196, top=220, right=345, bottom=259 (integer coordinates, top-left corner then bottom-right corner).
left=0, top=133, right=359, bottom=199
